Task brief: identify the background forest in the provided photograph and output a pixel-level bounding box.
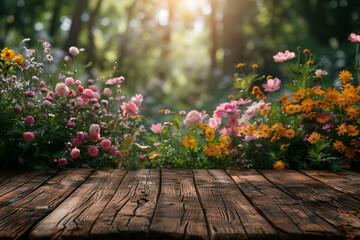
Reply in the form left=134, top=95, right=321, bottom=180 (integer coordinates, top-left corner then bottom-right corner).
left=1, top=0, right=360, bottom=121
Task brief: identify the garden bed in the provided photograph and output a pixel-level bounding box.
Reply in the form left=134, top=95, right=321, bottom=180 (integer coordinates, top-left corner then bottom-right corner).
left=0, top=169, right=360, bottom=239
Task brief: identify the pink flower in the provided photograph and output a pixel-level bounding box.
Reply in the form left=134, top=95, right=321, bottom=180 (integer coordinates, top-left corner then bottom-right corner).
left=121, top=101, right=138, bottom=117
left=179, top=110, right=186, bottom=115
left=89, top=124, right=101, bottom=142
left=139, top=154, right=147, bottom=159
left=69, top=46, right=80, bottom=56
left=73, top=138, right=83, bottom=147
left=242, top=135, right=259, bottom=142
left=273, top=50, right=296, bottom=63
left=348, top=33, right=360, bottom=43
left=164, top=109, right=171, bottom=114
left=100, top=139, right=112, bottom=151
left=88, top=85, right=98, bottom=92
left=26, top=91, right=35, bottom=97
left=77, top=132, right=84, bottom=139
left=103, top=88, right=112, bottom=97
left=238, top=98, right=252, bottom=105
left=25, top=115, right=34, bottom=124
left=70, top=148, right=80, bottom=159
left=43, top=100, right=51, bottom=106
left=225, top=112, right=240, bottom=134
left=76, top=97, right=84, bottom=106
left=262, top=77, right=281, bottom=92
left=65, top=77, right=74, bottom=86
left=131, top=94, right=143, bottom=107
left=23, top=132, right=35, bottom=141
left=75, top=80, right=82, bottom=85
left=67, top=122, right=76, bottom=128
left=150, top=123, right=164, bottom=134
left=115, top=150, right=121, bottom=157
left=58, top=158, right=68, bottom=166
left=14, top=105, right=22, bottom=114
left=209, top=117, right=222, bottom=131
left=27, top=102, right=35, bottom=109
left=88, top=145, right=99, bottom=157
left=183, top=110, right=202, bottom=126
left=82, top=89, right=94, bottom=98
left=108, top=146, right=116, bottom=154
left=55, top=83, right=69, bottom=96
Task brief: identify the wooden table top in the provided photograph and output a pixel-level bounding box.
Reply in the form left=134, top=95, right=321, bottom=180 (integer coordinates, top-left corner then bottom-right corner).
left=0, top=169, right=359, bottom=239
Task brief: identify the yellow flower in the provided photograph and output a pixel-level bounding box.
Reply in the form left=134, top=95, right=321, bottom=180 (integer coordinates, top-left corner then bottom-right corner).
left=123, top=149, right=129, bottom=155
left=303, top=49, right=310, bottom=54
left=292, top=88, right=306, bottom=103
left=13, top=54, right=23, bottom=64
left=339, top=70, right=352, bottom=84
left=266, top=75, right=273, bottom=80
left=257, top=91, right=265, bottom=100
left=306, top=60, right=314, bottom=65
left=324, top=87, right=339, bottom=102
left=345, top=106, right=360, bottom=120
left=285, top=104, right=301, bottom=115
left=206, top=133, right=215, bottom=142
left=333, top=140, right=346, bottom=152
left=1, top=48, right=15, bottom=61
left=183, top=135, right=196, bottom=149
left=284, top=129, right=295, bottom=139
left=236, top=62, right=244, bottom=68
left=273, top=160, right=285, bottom=171
left=346, top=125, right=359, bottom=137
left=131, top=114, right=143, bottom=119
left=158, top=109, right=165, bottom=114
left=204, top=144, right=221, bottom=157
left=314, top=75, right=323, bottom=79
left=252, top=64, right=259, bottom=69
left=336, top=124, right=347, bottom=136
left=308, top=131, right=320, bottom=144
left=126, top=138, right=133, bottom=145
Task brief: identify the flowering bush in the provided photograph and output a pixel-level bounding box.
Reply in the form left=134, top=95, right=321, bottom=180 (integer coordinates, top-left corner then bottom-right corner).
left=1, top=33, right=360, bottom=171
left=0, top=39, right=150, bottom=169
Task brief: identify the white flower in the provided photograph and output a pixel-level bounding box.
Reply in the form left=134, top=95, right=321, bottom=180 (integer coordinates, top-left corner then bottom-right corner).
left=315, top=69, right=328, bottom=76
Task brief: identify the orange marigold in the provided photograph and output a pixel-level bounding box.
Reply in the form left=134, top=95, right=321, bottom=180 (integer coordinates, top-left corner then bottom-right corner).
left=300, top=98, right=315, bottom=113
left=308, top=131, right=321, bottom=144
left=345, top=106, right=360, bottom=120
left=339, top=70, right=352, bottom=84
left=292, top=88, right=306, bottom=103
left=324, top=87, right=339, bottom=102
left=333, top=140, right=346, bottom=152
left=346, top=125, right=359, bottom=137
left=273, top=160, right=286, bottom=171
left=344, top=147, right=356, bottom=159
left=336, top=124, right=347, bottom=136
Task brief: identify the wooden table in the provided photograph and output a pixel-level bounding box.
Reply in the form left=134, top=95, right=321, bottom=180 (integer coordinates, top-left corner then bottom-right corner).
left=0, top=169, right=359, bottom=239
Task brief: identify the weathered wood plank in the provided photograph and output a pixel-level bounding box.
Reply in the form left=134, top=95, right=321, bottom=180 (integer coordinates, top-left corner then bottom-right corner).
left=0, top=170, right=15, bottom=184
left=260, top=169, right=360, bottom=240
left=0, top=168, right=92, bottom=240
left=301, top=170, right=360, bottom=202
left=149, top=169, right=208, bottom=240
left=228, top=169, right=341, bottom=239
left=337, top=170, right=360, bottom=183
left=193, top=169, right=276, bottom=240
left=29, top=169, right=126, bottom=240
left=91, top=169, right=159, bottom=240
left=0, top=169, right=58, bottom=206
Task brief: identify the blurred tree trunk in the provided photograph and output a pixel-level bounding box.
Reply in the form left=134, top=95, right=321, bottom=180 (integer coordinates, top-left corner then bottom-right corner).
left=209, top=0, right=218, bottom=75
left=222, top=0, right=248, bottom=76
left=86, top=0, right=103, bottom=69
left=49, top=0, right=63, bottom=38
left=65, top=0, right=88, bottom=51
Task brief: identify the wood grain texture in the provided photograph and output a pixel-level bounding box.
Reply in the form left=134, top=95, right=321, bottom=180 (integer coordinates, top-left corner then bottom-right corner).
left=337, top=170, right=360, bottom=183
left=260, top=169, right=360, bottom=240
left=301, top=170, right=360, bottom=201
left=91, top=169, right=159, bottom=240
left=0, top=168, right=92, bottom=240
left=193, top=169, right=276, bottom=240
left=149, top=169, right=208, bottom=240
left=30, top=169, right=126, bottom=240
left=228, top=169, right=341, bottom=239
left=0, top=169, right=58, bottom=206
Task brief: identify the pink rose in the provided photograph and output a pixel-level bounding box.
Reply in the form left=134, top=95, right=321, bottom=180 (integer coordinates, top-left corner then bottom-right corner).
left=59, top=158, right=68, bottom=166
left=65, top=77, right=74, bottom=86
left=76, top=97, right=84, bottom=107
left=67, top=122, right=76, bottom=128
left=115, top=150, right=121, bottom=157
left=55, top=83, right=69, bottom=96
left=26, top=91, right=35, bottom=97
left=103, top=88, right=112, bottom=97
left=70, top=148, right=80, bottom=159
left=25, top=115, right=34, bottom=124
left=88, top=85, right=98, bottom=92
left=82, top=89, right=94, bottom=98
left=183, top=110, right=202, bottom=126
left=108, top=146, right=116, bottom=154
left=69, top=46, right=80, bottom=56
left=27, top=102, right=35, bottom=109
left=88, top=145, right=98, bottom=157
left=89, top=124, right=100, bottom=142
left=14, top=105, right=22, bottom=115
left=75, top=80, right=82, bottom=85
left=23, top=132, right=35, bottom=141
left=273, top=50, right=296, bottom=63
left=100, top=139, right=112, bottom=151
left=121, top=101, right=138, bottom=117
left=73, top=138, right=83, bottom=147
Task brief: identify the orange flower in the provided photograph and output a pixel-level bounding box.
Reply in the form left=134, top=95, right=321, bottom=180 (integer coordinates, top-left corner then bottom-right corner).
left=324, top=87, right=339, bottom=102
left=313, top=88, right=325, bottom=96
left=334, top=94, right=347, bottom=109
left=316, top=113, right=330, bottom=124
left=284, top=129, right=295, bottom=139
left=346, top=125, right=359, bottom=137
left=267, top=75, right=273, bottom=80
left=183, top=135, right=196, bottom=149
left=300, top=98, right=315, bottom=113
left=280, top=144, right=289, bottom=151
left=344, top=147, right=356, bottom=159
left=285, top=104, right=301, bottom=114
left=341, top=84, right=360, bottom=105
left=306, top=60, right=314, bottom=65
left=252, top=64, right=259, bottom=69
left=252, top=86, right=261, bottom=95
left=257, top=91, right=265, bottom=99
left=345, top=106, right=360, bottom=120
left=292, top=88, right=306, bottom=103
left=350, top=139, right=360, bottom=149
left=339, top=70, right=352, bottom=84
left=308, top=131, right=321, bottom=144
left=336, top=124, right=347, bottom=136
left=315, top=100, right=333, bottom=110
left=273, top=160, right=286, bottom=171
left=277, top=93, right=291, bottom=104
left=236, top=62, right=244, bottom=68
left=204, top=144, right=221, bottom=157
left=333, top=140, right=346, bottom=152
left=303, top=49, right=310, bottom=54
